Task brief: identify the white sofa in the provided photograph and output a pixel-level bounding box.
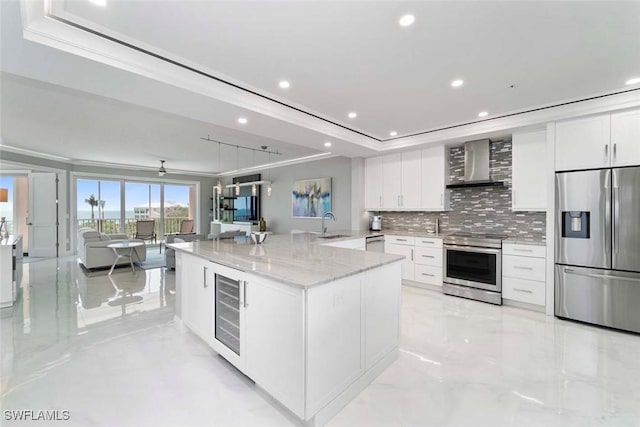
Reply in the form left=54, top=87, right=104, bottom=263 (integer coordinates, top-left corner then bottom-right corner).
left=77, top=227, right=147, bottom=270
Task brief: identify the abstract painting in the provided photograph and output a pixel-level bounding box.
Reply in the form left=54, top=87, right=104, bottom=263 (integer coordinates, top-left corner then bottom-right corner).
left=292, top=178, right=332, bottom=218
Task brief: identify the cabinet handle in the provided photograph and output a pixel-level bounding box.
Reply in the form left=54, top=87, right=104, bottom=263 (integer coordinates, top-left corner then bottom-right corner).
left=421, top=241, right=435, bottom=244
left=605, top=144, right=609, bottom=159
left=397, top=195, right=401, bottom=207
left=513, top=288, right=533, bottom=294
left=243, top=280, right=247, bottom=308
left=411, top=249, right=414, bottom=261
left=421, top=273, right=435, bottom=277
left=396, top=238, right=408, bottom=242
left=422, top=255, right=435, bottom=258
left=613, top=143, right=617, bottom=161
left=440, top=193, right=443, bottom=206
left=514, top=266, right=533, bottom=270
left=203, top=266, right=208, bottom=288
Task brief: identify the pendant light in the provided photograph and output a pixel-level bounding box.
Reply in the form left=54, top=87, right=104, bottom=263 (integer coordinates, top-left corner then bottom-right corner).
left=267, top=152, right=273, bottom=196
left=235, top=146, right=240, bottom=196
left=215, top=142, right=222, bottom=195
left=251, top=149, right=257, bottom=196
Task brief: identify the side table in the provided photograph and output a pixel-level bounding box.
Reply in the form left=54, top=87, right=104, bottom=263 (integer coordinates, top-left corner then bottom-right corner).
left=107, top=241, right=144, bottom=275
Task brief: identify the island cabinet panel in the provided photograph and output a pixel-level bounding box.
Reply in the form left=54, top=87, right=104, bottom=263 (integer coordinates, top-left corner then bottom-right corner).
left=365, top=262, right=401, bottom=370
left=244, top=274, right=305, bottom=419
left=306, top=274, right=364, bottom=416
left=180, top=253, right=214, bottom=346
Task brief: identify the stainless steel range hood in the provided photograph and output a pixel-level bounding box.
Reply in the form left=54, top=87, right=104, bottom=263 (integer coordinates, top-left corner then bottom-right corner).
left=446, top=139, right=505, bottom=189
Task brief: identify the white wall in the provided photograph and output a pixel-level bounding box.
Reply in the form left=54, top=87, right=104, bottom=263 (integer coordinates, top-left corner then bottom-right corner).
left=260, top=157, right=353, bottom=234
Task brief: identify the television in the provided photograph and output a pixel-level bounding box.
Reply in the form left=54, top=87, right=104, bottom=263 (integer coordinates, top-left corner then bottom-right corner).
left=233, top=196, right=259, bottom=222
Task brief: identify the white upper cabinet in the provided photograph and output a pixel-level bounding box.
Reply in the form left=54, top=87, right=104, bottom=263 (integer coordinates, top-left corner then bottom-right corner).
left=420, top=145, right=450, bottom=211
left=512, top=129, right=547, bottom=211
left=555, top=114, right=611, bottom=171
left=382, top=153, right=402, bottom=209
left=365, top=145, right=450, bottom=211
left=555, top=109, right=640, bottom=171
left=611, top=109, right=640, bottom=167
left=400, top=150, right=422, bottom=209
left=364, top=156, right=383, bottom=210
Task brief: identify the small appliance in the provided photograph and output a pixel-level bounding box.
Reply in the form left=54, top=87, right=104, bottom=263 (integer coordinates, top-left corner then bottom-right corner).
left=370, top=215, right=382, bottom=231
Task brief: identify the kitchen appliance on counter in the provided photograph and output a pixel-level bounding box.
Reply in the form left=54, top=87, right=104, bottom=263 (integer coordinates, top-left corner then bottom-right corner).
left=555, top=167, right=640, bottom=334
left=370, top=215, right=382, bottom=231
left=443, top=232, right=506, bottom=305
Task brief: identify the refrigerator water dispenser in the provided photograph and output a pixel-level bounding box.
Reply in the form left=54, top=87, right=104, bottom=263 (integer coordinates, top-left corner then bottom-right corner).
left=562, top=211, right=590, bottom=238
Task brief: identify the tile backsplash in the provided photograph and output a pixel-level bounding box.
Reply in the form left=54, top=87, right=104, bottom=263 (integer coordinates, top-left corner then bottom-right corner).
left=380, top=140, right=546, bottom=239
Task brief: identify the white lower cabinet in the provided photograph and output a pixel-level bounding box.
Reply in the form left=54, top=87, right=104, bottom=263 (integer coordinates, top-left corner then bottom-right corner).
left=384, top=236, right=415, bottom=281
left=177, top=252, right=402, bottom=424
left=502, top=243, right=546, bottom=307
left=180, top=252, right=214, bottom=345
left=384, top=235, right=443, bottom=287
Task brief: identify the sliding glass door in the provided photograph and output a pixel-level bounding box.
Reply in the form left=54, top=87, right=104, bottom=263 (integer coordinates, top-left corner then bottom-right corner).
left=77, top=179, right=121, bottom=233
left=75, top=177, right=196, bottom=242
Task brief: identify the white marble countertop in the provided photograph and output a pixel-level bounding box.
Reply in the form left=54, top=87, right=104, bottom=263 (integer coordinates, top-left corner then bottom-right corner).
left=168, top=232, right=404, bottom=289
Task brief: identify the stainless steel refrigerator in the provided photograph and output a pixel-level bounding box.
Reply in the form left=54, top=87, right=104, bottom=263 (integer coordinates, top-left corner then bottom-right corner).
left=555, top=167, right=640, bottom=334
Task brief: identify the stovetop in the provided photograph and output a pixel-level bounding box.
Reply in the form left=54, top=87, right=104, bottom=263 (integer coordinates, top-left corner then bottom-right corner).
left=444, top=232, right=507, bottom=249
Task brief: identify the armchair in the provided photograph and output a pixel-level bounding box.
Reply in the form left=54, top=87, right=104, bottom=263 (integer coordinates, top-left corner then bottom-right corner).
left=134, top=220, right=156, bottom=245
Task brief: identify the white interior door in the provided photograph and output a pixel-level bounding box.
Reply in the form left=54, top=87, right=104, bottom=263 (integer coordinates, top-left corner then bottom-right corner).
left=28, top=172, right=58, bottom=257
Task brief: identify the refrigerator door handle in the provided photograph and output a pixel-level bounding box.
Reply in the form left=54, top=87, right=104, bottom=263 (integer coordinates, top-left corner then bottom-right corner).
left=563, top=268, right=640, bottom=283
left=613, top=186, right=620, bottom=255
left=604, top=169, right=612, bottom=260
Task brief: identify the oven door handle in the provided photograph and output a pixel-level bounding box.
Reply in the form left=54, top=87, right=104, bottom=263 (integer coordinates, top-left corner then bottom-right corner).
left=444, top=244, right=501, bottom=255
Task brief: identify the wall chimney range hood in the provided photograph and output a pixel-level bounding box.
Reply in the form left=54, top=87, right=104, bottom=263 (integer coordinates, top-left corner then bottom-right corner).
left=446, top=139, right=505, bottom=189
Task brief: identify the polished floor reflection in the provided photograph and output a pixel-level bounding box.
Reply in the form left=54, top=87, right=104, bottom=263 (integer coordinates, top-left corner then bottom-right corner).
left=1, top=257, right=639, bottom=426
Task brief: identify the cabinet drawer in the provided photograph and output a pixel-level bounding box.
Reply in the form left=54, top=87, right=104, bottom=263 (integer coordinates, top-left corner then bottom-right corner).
left=503, top=255, right=545, bottom=282
left=414, top=237, right=443, bottom=248
left=503, top=277, right=545, bottom=306
left=414, top=264, right=442, bottom=287
left=414, top=246, right=442, bottom=267
left=503, top=243, right=545, bottom=258
left=385, top=235, right=415, bottom=245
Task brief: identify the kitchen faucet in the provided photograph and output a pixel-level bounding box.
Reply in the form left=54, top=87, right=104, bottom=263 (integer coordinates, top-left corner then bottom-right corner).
left=321, top=211, right=336, bottom=234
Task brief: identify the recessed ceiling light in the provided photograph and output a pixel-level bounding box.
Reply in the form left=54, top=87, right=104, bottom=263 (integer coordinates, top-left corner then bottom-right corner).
left=399, top=15, right=415, bottom=27
left=348, top=112, right=357, bottom=119
left=389, top=131, right=398, bottom=137
left=279, top=80, right=290, bottom=89
left=237, top=117, right=248, bottom=124
left=626, top=77, right=640, bottom=85
left=324, top=142, right=332, bottom=147
left=478, top=111, right=489, bottom=118
left=451, top=79, right=464, bottom=88
left=88, top=0, right=107, bottom=5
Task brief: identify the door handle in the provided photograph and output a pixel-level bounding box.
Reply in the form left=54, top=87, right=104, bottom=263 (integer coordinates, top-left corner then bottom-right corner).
left=243, top=280, right=247, bottom=308
left=203, top=266, right=208, bottom=288
left=614, top=186, right=620, bottom=255
left=564, top=268, right=640, bottom=282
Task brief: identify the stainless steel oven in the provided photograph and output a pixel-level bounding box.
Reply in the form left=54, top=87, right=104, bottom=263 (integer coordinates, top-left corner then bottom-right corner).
left=443, top=233, right=505, bottom=305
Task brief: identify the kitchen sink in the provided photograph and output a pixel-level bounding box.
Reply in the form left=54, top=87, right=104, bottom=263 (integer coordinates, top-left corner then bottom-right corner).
left=316, top=234, right=351, bottom=239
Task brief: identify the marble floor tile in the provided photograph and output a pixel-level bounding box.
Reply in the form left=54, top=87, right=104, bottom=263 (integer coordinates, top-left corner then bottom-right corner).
left=1, top=257, right=639, bottom=426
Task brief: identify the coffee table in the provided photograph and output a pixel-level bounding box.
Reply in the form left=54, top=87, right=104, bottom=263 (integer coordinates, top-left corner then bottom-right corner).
left=107, top=241, right=144, bottom=275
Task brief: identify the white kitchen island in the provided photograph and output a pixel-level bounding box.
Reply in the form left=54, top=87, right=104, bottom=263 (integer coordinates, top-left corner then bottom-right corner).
left=169, top=233, right=403, bottom=426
